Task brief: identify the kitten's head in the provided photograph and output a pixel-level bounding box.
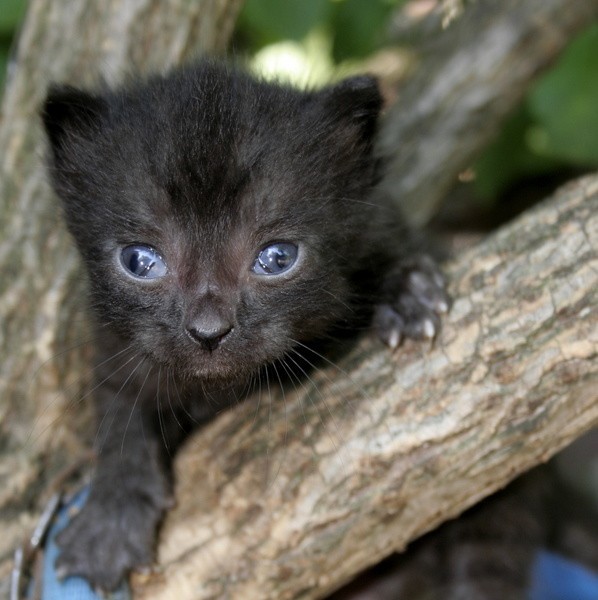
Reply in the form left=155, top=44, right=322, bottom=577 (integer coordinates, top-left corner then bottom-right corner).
left=43, top=61, right=382, bottom=381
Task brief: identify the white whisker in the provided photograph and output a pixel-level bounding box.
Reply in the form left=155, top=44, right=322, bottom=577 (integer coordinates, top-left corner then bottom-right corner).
left=96, top=353, right=145, bottom=454
left=121, top=360, right=151, bottom=456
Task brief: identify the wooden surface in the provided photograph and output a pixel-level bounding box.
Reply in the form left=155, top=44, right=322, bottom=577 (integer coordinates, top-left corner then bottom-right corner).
left=134, top=176, right=598, bottom=599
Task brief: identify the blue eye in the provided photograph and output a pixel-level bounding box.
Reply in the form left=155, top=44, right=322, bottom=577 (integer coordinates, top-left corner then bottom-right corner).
left=252, top=242, right=298, bottom=276
left=121, top=245, right=167, bottom=279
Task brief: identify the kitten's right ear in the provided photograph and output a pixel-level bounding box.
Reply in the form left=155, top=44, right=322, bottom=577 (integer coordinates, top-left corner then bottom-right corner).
left=42, top=84, right=106, bottom=155
left=317, top=75, right=382, bottom=142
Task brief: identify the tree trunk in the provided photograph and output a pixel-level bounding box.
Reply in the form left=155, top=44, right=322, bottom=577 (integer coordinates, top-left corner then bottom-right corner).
left=378, top=0, right=598, bottom=224
left=132, top=175, right=598, bottom=600
left=0, top=0, right=243, bottom=593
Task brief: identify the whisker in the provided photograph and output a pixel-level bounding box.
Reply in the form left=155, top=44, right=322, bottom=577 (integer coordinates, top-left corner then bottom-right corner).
left=289, top=339, right=394, bottom=440
left=322, top=288, right=354, bottom=313
left=155, top=366, right=171, bottom=456
left=165, top=366, right=185, bottom=432
left=200, top=380, right=217, bottom=411
left=171, top=374, right=201, bottom=426
left=290, top=338, right=374, bottom=407
left=121, top=360, right=151, bottom=456
left=264, top=365, right=274, bottom=489
left=267, top=361, right=289, bottom=489
left=278, top=357, right=307, bottom=427
left=251, top=369, right=263, bottom=428
left=27, top=328, right=111, bottom=391
left=27, top=343, right=138, bottom=447
left=96, top=353, right=145, bottom=455
left=284, top=352, right=346, bottom=468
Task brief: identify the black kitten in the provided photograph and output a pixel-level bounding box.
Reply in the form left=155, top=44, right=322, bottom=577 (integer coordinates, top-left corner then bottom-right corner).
left=43, top=60, right=449, bottom=590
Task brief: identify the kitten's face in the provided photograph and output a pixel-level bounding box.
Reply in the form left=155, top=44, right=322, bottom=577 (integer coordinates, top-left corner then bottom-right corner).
left=43, top=63, right=381, bottom=380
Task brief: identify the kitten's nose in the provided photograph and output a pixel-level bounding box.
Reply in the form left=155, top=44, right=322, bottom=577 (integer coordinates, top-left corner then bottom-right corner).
left=186, top=321, right=233, bottom=352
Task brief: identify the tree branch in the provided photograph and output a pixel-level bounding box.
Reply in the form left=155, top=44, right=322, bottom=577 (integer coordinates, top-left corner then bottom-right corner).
left=134, top=175, right=598, bottom=600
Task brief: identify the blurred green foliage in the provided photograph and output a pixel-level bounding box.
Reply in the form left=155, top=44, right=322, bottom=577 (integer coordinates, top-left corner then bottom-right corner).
left=0, top=0, right=26, bottom=90
left=1, top=0, right=596, bottom=207
left=530, top=24, right=598, bottom=165
left=474, top=24, right=598, bottom=200
left=0, top=0, right=25, bottom=34
left=237, top=0, right=403, bottom=64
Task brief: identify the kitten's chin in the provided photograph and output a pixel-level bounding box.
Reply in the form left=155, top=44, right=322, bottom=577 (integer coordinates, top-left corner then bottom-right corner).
left=187, top=363, right=249, bottom=382
left=153, top=349, right=257, bottom=382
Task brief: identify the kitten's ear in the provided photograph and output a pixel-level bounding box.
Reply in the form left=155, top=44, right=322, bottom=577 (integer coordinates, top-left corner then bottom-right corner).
left=42, top=84, right=106, bottom=155
left=319, top=75, right=382, bottom=139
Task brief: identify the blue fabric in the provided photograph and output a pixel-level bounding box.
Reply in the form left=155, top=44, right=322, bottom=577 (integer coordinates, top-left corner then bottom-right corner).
left=38, top=486, right=130, bottom=600
left=529, top=550, right=598, bottom=600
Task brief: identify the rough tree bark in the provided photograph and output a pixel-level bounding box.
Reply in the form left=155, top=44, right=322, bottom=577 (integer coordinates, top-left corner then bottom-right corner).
left=378, top=0, right=598, bottom=224
left=0, top=0, right=243, bottom=593
left=0, top=0, right=596, bottom=598
left=132, top=175, right=597, bottom=600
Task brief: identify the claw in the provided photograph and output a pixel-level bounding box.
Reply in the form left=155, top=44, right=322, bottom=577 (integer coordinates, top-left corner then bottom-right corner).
left=436, top=299, right=449, bottom=314
left=374, top=255, right=450, bottom=346
left=387, top=329, right=401, bottom=350
left=422, top=318, right=436, bottom=339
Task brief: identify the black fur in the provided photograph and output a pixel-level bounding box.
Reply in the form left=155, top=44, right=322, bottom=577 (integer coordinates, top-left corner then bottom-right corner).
left=43, top=60, right=449, bottom=590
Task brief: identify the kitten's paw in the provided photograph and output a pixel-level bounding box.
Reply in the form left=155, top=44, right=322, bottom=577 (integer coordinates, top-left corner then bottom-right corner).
left=55, top=493, right=162, bottom=592
left=374, top=255, right=450, bottom=348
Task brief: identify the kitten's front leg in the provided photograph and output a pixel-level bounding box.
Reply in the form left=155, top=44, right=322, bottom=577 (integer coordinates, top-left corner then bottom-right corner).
left=374, top=253, right=451, bottom=348
left=55, top=347, right=174, bottom=591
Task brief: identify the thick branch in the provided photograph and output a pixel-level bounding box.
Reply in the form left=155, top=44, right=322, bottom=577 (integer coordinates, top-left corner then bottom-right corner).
left=377, top=0, right=598, bottom=224
left=0, top=0, right=243, bottom=590
left=135, top=176, right=598, bottom=600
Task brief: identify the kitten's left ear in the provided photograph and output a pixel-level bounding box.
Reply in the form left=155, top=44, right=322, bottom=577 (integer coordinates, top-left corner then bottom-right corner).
left=319, top=75, right=382, bottom=139
left=42, top=84, right=107, bottom=156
